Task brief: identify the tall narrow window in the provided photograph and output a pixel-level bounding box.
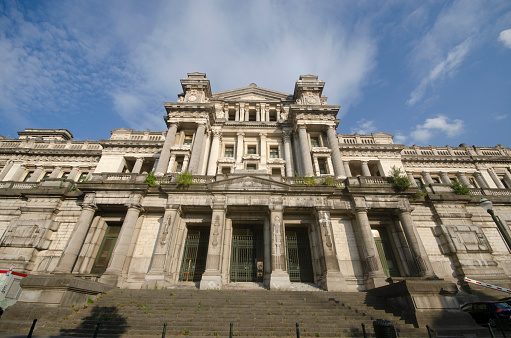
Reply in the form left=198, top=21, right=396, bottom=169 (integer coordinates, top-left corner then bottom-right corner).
left=247, top=146, right=257, bottom=155
left=270, top=147, right=279, bottom=158
left=175, top=156, right=184, bottom=172
left=228, top=109, right=236, bottom=121
left=183, top=134, right=193, bottom=146
left=318, top=158, right=327, bottom=174
left=269, top=110, right=277, bottom=121
left=224, top=146, right=234, bottom=157
left=249, top=110, right=257, bottom=121
left=310, top=137, right=320, bottom=148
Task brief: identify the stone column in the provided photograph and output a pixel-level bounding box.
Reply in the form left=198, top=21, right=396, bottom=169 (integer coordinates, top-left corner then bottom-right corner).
left=0, top=162, right=13, bottom=181
left=314, top=208, right=347, bottom=291
left=236, top=132, right=244, bottom=169
left=326, top=125, right=346, bottom=177
left=407, top=173, right=417, bottom=187
left=28, top=166, right=43, bottom=182
left=260, top=133, right=267, bottom=168
left=49, top=166, right=62, bottom=178
left=353, top=206, right=387, bottom=288
left=343, top=161, right=352, bottom=178
left=146, top=205, right=180, bottom=281
left=474, top=171, right=489, bottom=188
left=268, top=205, right=291, bottom=289
left=263, top=217, right=271, bottom=287
left=313, top=157, right=320, bottom=176
left=488, top=169, right=506, bottom=189
left=54, top=194, right=97, bottom=273
left=188, top=123, right=206, bottom=174
left=11, top=165, right=25, bottom=181
left=207, top=129, right=221, bottom=176
left=238, top=104, right=243, bottom=122
left=439, top=172, right=451, bottom=184
left=200, top=200, right=226, bottom=290
left=67, top=167, right=79, bottom=181
left=360, top=161, right=371, bottom=177
left=132, top=157, right=144, bottom=174
left=101, top=194, right=143, bottom=285
left=422, top=171, right=434, bottom=185
left=182, top=155, right=190, bottom=172
left=503, top=171, right=511, bottom=189
left=456, top=172, right=473, bottom=188
left=167, top=154, right=176, bottom=173
left=397, top=203, right=435, bottom=277
left=155, top=123, right=178, bottom=176
left=283, top=131, right=294, bottom=177
left=298, top=125, right=314, bottom=176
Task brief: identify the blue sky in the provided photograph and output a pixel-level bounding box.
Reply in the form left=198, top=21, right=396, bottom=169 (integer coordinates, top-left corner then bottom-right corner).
left=1, top=0, right=510, bottom=147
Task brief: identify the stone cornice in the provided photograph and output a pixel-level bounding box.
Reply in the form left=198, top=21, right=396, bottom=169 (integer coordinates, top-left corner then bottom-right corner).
left=99, top=140, right=164, bottom=148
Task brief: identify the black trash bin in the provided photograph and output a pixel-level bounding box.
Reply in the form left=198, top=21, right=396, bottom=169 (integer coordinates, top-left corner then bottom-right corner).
left=373, top=319, right=397, bottom=338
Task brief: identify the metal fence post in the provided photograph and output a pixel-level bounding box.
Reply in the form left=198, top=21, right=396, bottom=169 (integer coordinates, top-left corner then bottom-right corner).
left=27, top=319, right=37, bottom=338
left=162, top=322, right=167, bottom=338
left=93, top=322, right=101, bottom=338
left=296, top=323, right=300, bottom=338
left=486, top=324, right=496, bottom=338
left=361, top=323, right=367, bottom=338
left=229, top=322, right=233, bottom=338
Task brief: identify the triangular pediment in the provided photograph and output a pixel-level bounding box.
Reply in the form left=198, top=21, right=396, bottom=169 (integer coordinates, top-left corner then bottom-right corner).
left=208, top=175, right=289, bottom=191
left=211, top=85, right=292, bottom=102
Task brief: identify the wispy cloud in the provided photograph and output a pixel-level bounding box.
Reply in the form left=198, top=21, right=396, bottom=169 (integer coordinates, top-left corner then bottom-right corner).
left=498, top=29, right=511, bottom=49
left=493, top=113, right=508, bottom=120
left=409, top=115, right=464, bottom=144
left=351, top=119, right=377, bottom=135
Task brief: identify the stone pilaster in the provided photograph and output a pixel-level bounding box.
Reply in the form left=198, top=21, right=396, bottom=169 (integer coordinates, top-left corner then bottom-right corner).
left=0, top=161, right=13, bottom=181
left=236, top=132, right=244, bottom=169
left=167, top=154, right=176, bottom=173
left=314, top=208, right=347, bottom=291
left=49, top=166, right=62, bottom=178
left=155, top=123, right=178, bottom=176
left=101, top=194, right=143, bottom=286
left=268, top=205, right=291, bottom=290
left=200, top=199, right=226, bottom=290
left=10, top=164, right=25, bottom=181
left=207, top=129, right=221, bottom=176
left=182, top=155, right=190, bottom=172
left=397, top=200, right=435, bottom=278
left=360, top=161, right=371, bottom=177
left=298, top=125, right=314, bottom=176
left=326, top=125, right=346, bottom=177
left=260, top=133, right=267, bottom=169
left=68, top=167, right=80, bottom=181
left=28, top=166, right=43, bottom=182
left=344, top=161, right=352, bottom=178
left=283, top=131, right=294, bottom=177
left=54, top=194, right=97, bottom=273
left=188, top=123, right=206, bottom=174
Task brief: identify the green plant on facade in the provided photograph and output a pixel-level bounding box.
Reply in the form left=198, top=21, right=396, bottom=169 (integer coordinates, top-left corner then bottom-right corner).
left=451, top=179, right=471, bottom=195
left=412, top=188, right=427, bottom=200
left=389, top=166, right=411, bottom=191
left=294, top=175, right=317, bottom=186
left=176, top=171, right=194, bottom=188
left=319, top=176, right=335, bottom=186
left=145, top=171, right=157, bottom=186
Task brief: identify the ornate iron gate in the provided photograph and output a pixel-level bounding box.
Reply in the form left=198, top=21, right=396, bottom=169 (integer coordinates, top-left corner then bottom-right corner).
left=230, top=235, right=263, bottom=282
left=179, top=230, right=209, bottom=282
left=286, top=231, right=314, bottom=282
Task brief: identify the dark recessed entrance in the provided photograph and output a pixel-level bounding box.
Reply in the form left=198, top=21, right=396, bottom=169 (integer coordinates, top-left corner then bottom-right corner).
left=91, top=222, right=121, bottom=274
left=286, top=227, right=314, bottom=283
left=179, top=226, right=209, bottom=282
left=230, top=225, right=264, bottom=283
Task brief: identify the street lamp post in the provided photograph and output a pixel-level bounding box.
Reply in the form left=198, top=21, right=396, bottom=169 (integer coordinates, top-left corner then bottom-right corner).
left=480, top=198, right=511, bottom=252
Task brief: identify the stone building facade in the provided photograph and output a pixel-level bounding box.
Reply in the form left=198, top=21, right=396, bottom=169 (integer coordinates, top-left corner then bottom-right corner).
left=0, top=74, right=510, bottom=304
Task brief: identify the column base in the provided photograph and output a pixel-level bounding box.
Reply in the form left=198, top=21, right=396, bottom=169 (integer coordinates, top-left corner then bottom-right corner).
left=365, top=273, right=388, bottom=290
left=268, top=270, right=291, bottom=290
left=199, top=272, right=222, bottom=290
left=322, top=271, right=348, bottom=291
left=99, top=270, right=123, bottom=286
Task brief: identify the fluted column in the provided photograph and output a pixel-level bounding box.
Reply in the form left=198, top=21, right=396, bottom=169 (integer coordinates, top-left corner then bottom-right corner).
left=488, top=169, right=506, bottom=189
left=0, top=162, right=13, bottom=181
left=207, top=129, right=221, bottom=176
left=283, top=131, right=293, bottom=177
left=188, top=123, right=206, bottom=174
left=28, top=166, right=43, bottom=182
left=54, top=194, right=97, bottom=273
left=236, top=132, right=244, bottom=169
left=298, top=125, right=314, bottom=176
left=353, top=207, right=387, bottom=288
left=326, top=125, right=346, bottom=177
left=397, top=204, right=435, bottom=277
left=456, top=172, right=473, bottom=188
left=360, top=161, right=371, bottom=177
left=422, top=171, right=433, bottom=185
left=440, top=172, right=451, bottom=185
left=343, top=161, right=352, bottom=177
left=474, top=171, right=489, bottom=188
left=132, top=157, right=144, bottom=174
left=407, top=173, right=417, bottom=187
left=49, top=166, right=62, bottom=178
left=102, top=194, right=143, bottom=285
left=155, top=123, right=178, bottom=175
left=200, top=199, right=226, bottom=290
left=315, top=208, right=346, bottom=291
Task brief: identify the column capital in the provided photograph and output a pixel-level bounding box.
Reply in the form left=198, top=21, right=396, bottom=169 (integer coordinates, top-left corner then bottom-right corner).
left=282, top=130, right=292, bottom=140
left=325, top=124, right=336, bottom=131
left=298, top=124, right=307, bottom=130
left=259, top=133, right=267, bottom=139
left=212, top=129, right=222, bottom=138
left=81, top=203, right=98, bottom=212
left=168, top=122, right=180, bottom=129
left=237, top=132, right=245, bottom=137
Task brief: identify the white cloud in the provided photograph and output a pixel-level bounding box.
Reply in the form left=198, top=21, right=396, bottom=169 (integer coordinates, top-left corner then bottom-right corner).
left=351, top=119, right=377, bottom=135
left=393, top=133, right=408, bottom=144
left=494, top=114, right=508, bottom=120
left=498, top=29, right=511, bottom=49
left=409, top=115, right=464, bottom=143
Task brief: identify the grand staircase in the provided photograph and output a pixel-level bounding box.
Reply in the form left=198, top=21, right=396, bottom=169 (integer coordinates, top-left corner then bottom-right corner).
left=29, top=289, right=428, bottom=337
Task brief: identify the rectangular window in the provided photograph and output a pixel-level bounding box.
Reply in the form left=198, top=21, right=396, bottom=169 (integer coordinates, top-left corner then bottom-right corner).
left=224, top=146, right=234, bottom=157
left=272, top=168, right=281, bottom=176
left=183, top=135, right=193, bottom=146
left=269, top=111, right=277, bottom=121
left=310, top=137, right=320, bottom=148
left=175, top=156, right=184, bottom=172
left=270, top=147, right=279, bottom=158
left=318, top=159, right=328, bottom=174
left=247, top=145, right=257, bottom=155
left=249, top=110, right=256, bottom=121
left=222, top=167, right=231, bottom=174
left=228, top=110, right=236, bottom=121
left=246, top=163, right=257, bottom=170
